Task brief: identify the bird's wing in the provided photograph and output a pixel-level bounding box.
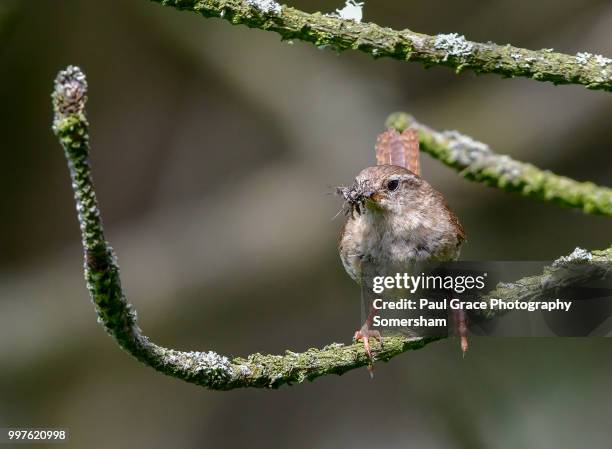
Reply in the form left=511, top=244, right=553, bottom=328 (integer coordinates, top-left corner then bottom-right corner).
left=375, top=128, right=421, bottom=176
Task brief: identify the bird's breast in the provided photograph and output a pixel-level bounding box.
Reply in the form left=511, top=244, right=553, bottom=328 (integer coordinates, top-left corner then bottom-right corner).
left=339, top=211, right=460, bottom=283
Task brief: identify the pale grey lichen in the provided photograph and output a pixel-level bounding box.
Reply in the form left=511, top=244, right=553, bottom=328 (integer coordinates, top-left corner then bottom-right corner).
left=576, top=52, right=612, bottom=67
left=494, top=155, right=523, bottom=179
left=576, top=52, right=593, bottom=65
left=439, top=130, right=523, bottom=179
left=199, top=351, right=231, bottom=370
left=442, top=130, right=491, bottom=165
left=172, top=350, right=233, bottom=383
left=510, top=52, right=521, bottom=61
left=552, top=247, right=593, bottom=267
left=237, top=364, right=252, bottom=377
left=245, top=0, right=282, bottom=15
left=434, top=33, right=474, bottom=61
left=333, top=0, right=364, bottom=22
left=594, top=54, right=612, bottom=67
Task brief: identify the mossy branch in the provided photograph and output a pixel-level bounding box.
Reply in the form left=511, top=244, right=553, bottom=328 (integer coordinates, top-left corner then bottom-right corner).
left=149, top=0, right=612, bottom=92
left=386, top=112, right=612, bottom=216
left=52, top=67, right=611, bottom=390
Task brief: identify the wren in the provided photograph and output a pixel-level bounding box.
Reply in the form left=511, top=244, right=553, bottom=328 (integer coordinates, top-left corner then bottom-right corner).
left=337, top=128, right=467, bottom=371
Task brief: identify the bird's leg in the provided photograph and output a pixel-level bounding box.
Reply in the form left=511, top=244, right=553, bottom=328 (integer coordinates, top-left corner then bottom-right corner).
left=353, top=304, right=382, bottom=375
left=452, top=308, right=469, bottom=356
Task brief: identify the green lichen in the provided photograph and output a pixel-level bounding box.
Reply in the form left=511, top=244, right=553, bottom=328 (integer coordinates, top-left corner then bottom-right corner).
left=386, top=112, right=612, bottom=216
left=150, top=0, right=612, bottom=92
left=52, top=67, right=612, bottom=391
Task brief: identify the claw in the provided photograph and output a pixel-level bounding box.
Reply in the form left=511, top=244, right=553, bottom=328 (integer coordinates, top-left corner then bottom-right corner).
left=453, top=309, right=469, bottom=357
left=354, top=327, right=383, bottom=375
left=461, top=335, right=469, bottom=357
left=353, top=303, right=383, bottom=376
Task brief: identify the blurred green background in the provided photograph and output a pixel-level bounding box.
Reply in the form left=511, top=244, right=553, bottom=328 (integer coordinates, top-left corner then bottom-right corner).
left=0, top=0, right=611, bottom=448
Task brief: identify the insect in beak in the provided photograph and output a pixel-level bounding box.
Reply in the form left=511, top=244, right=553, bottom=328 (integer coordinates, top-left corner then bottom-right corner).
left=337, top=181, right=375, bottom=217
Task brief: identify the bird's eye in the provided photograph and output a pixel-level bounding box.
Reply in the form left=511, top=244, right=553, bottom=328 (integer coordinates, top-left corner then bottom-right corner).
left=386, top=179, right=400, bottom=191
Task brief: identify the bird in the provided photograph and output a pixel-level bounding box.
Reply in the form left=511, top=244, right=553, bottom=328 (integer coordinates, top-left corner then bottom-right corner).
left=337, top=127, right=467, bottom=372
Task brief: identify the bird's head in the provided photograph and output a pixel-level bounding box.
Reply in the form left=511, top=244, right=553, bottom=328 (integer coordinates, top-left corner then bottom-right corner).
left=337, top=165, right=426, bottom=217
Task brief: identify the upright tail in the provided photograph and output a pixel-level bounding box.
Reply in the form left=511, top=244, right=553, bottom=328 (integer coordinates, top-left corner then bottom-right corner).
left=375, top=128, right=421, bottom=176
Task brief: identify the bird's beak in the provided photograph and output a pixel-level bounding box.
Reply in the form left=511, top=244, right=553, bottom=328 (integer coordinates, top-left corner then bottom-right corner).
left=340, top=182, right=376, bottom=216
left=352, top=183, right=375, bottom=202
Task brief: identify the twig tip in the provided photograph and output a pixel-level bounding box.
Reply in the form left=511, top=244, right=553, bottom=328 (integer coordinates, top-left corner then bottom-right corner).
left=52, top=65, right=88, bottom=123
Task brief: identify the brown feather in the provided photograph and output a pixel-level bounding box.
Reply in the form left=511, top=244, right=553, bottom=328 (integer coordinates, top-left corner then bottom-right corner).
left=375, top=128, right=420, bottom=176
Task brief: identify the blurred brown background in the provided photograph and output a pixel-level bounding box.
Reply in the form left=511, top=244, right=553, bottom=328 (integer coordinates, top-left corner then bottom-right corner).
left=0, top=0, right=611, bottom=448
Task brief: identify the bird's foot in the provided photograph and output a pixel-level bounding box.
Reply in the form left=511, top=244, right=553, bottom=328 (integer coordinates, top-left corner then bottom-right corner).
left=353, top=327, right=382, bottom=377
left=453, top=309, right=469, bottom=357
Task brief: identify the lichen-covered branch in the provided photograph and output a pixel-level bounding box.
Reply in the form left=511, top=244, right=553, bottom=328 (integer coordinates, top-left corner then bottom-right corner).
left=479, top=247, right=612, bottom=320
left=52, top=67, right=611, bottom=390
left=386, top=112, right=612, bottom=216
left=149, top=0, right=612, bottom=92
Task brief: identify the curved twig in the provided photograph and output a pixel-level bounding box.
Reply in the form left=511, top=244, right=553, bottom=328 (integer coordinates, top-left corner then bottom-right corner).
left=150, top=0, right=612, bottom=92
left=52, top=66, right=611, bottom=390
left=385, top=113, right=612, bottom=216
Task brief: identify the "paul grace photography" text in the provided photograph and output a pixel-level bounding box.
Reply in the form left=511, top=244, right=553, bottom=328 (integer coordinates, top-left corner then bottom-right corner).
left=373, top=298, right=572, bottom=313
left=372, top=298, right=572, bottom=327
